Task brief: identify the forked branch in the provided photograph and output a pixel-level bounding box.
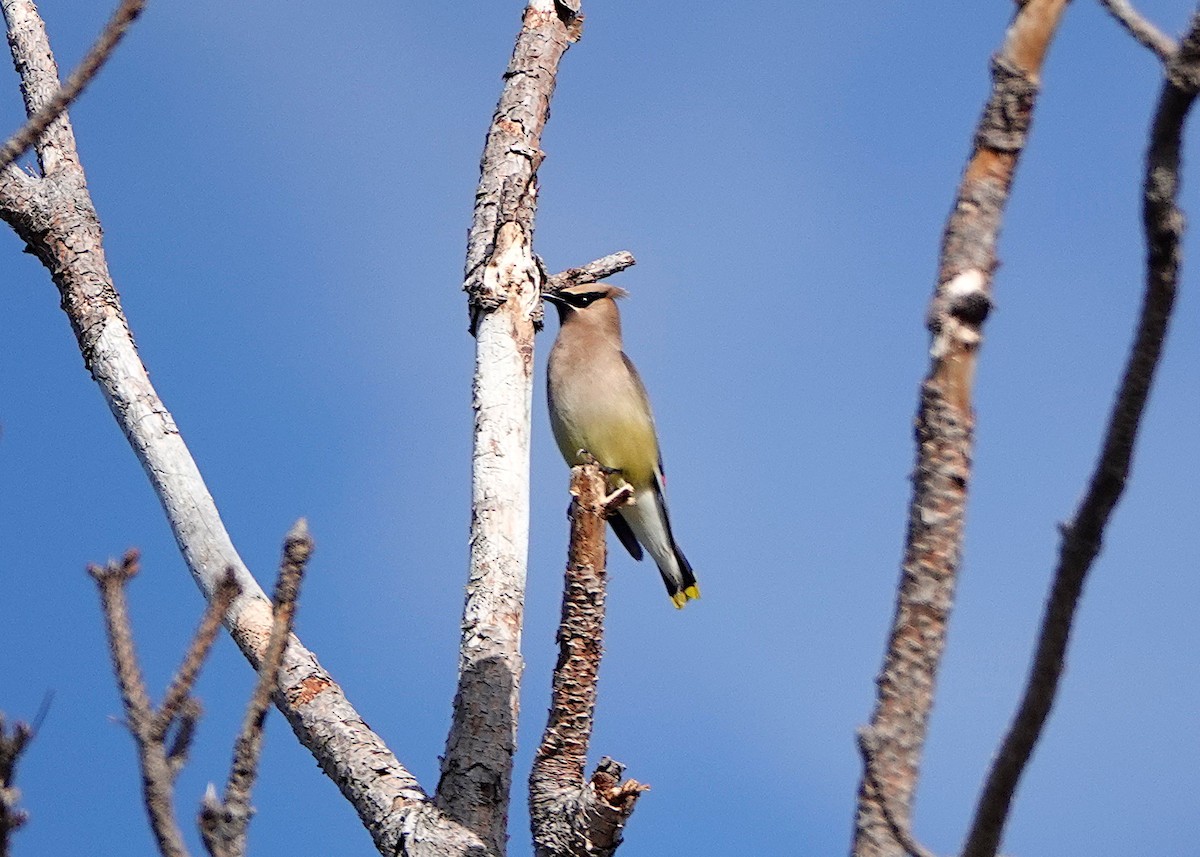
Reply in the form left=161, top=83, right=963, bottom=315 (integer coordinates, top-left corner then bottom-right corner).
left=0, top=0, right=146, bottom=172
left=0, top=3, right=483, bottom=853
left=90, top=551, right=240, bottom=857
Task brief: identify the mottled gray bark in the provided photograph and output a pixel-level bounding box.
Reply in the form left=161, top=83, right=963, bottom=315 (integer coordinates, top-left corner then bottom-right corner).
left=529, top=467, right=644, bottom=857
left=851, top=3, right=1071, bottom=857
left=439, top=1, right=581, bottom=852
left=960, top=8, right=1200, bottom=856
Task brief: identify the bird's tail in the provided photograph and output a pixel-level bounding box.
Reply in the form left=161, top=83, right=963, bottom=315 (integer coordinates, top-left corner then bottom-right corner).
left=620, top=481, right=700, bottom=609
left=666, top=544, right=701, bottom=609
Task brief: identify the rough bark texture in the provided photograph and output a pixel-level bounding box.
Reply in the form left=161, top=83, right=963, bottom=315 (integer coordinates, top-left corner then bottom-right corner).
left=529, top=467, right=644, bottom=857
left=959, top=10, right=1200, bottom=857
left=542, top=252, right=636, bottom=300
left=0, top=4, right=486, bottom=855
left=439, top=2, right=581, bottom=851
left=851, top=4, right=1070, bottom=857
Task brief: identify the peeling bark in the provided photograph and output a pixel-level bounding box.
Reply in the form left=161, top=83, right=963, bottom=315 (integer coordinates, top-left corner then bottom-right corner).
left=440, top=2, right=581, bottom=851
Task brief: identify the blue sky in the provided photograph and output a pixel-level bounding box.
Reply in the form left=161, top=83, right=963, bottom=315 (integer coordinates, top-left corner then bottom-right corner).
left=1, top=1, right=1197, bottom=855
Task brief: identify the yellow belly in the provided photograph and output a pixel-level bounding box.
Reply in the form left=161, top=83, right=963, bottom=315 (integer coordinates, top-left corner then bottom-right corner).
left=551, top=411, right=658, bottom=489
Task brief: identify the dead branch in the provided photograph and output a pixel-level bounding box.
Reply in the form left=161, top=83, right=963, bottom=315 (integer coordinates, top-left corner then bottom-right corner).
left=200, top=520, right=313, bottom=857
left=529, top=464, right=645, bottom=857
left=154, top=576, right=240, bottom=745
left=0, top=0, right=145, bottom=173
left=856, top=730, right=937, bottom=857
left=0, top=714, right=33, bottom=857
left=851, top=4, right=1070, bottom=857
left=1098, top=0, right=1177, bottom=61
left=960, top=9, right=1200, bottom=857
left=0, top=4, right=487, bottom=853
left=90, top=550, right=197, bottom=857
left=439, top=0, right=582, bottom=850
left=543, top=252, right=637, bottom=296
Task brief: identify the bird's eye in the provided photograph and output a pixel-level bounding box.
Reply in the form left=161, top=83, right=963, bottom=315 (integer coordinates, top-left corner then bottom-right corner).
left=576, top=295, right=595, bottom=307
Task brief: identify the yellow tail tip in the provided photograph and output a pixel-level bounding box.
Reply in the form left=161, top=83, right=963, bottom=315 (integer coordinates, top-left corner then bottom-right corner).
left=670, top=585, right=701, bottom=609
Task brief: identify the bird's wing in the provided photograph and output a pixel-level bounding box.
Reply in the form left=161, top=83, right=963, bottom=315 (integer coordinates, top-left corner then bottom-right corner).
left=620, top=352, right=657, bottom=429
left=609, top=512, right=644, bottom=561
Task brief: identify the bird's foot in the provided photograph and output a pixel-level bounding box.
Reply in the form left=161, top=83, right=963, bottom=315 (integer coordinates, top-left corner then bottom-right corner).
left=602, top=483, right=635, bottom=514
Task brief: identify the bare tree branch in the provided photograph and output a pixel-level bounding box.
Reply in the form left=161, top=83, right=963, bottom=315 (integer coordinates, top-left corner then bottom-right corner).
left=439, top=1, right=582, bottom=850
left=1098, top=0, right=1177, bottom=61
left=0, top=714, right=33, bottom=857
left=543, top=251, right=636, bottom=296
left=0, top=4, right=491, bottom=854
left=153, top=574, right=240, bottom=745
left=0, top=0, right=145, bottom=173
left=529, top=464, right=645, bottom=857
left=855, top=730, right=937, bottom=857
left=200, top=520, right=313, bottom=857
left=851, top=4, right=1071, bottom=857
left=165, top=697, right=203, bottom=778
left=960, top=10, right=1200, bottom=857
left=90, top=550, right=192, bottom=857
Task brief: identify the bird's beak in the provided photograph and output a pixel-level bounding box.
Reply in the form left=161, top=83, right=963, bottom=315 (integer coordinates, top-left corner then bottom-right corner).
left=541, top=289, right=566, bottom=306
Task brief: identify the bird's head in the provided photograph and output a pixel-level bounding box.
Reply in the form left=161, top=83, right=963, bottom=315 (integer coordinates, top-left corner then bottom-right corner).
left=542, top=283, right=629, bottom=325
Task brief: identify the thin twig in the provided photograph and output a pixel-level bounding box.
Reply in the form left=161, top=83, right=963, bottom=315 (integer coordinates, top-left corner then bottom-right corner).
left=165, top=697, right=202, bottom=778
left=960, top=10, right=1200, bottom=857
left=153, top=572, right=240, bottom=743
left=90, top=550, right=191, bottom=857
left=0, top=0, right=146, bottom=172
left=200, top=521, right=313, bottom=857
left=0, top=713, right=33, bottom=857
left=1098, top=0, right=1177, bottom=62
left=851, top=4, right=1071, bottom=857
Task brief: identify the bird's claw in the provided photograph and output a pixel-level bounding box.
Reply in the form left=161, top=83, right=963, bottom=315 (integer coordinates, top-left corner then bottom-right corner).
left=602, top=483, right=635, bottom=514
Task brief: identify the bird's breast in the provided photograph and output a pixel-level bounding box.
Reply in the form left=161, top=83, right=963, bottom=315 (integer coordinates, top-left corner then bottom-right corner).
left=547, top=349, right=658, bottom=487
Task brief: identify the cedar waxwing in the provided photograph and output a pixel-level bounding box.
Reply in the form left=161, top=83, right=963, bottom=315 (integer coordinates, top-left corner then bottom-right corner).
left=544, top=283, right=700, bottom=608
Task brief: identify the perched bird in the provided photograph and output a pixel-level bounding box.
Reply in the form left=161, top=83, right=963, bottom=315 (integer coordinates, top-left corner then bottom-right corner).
left=544, top=283, right=699, bottom=608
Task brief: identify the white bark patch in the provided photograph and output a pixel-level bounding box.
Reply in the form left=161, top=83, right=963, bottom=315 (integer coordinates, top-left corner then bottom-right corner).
left=931, top=268, right=988, bottom=358
left=945, top=268, right=986, bottom=300
left=481, top=221, right=540, bottom=313
left=439, top=220, right=541, bottom=849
